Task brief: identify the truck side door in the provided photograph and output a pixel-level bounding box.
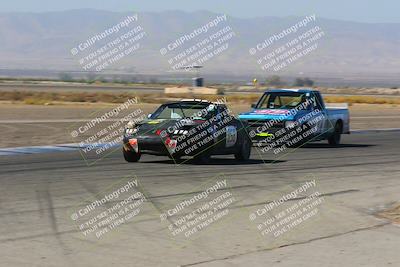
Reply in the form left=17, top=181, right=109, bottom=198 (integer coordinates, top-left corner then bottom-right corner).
left=309, top=92, right=330, bottom=135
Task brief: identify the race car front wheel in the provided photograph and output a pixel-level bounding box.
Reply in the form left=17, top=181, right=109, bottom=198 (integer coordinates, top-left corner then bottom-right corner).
left=235, top=136, right=251, bottom=161
left=123, top=148, right=141, bottom=162
left=328, top=122, right=342, bottom=146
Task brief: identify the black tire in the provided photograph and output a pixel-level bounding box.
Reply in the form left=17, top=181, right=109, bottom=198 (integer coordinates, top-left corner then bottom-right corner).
left=123, top=148, right=141, bottom=162
left=168, top=154, right=181, bottom=160
left=328, top=122, right=342, bottom=146
left=194, top=151, right=211, bottom=164
left=235, top=135, right=252, bottom=161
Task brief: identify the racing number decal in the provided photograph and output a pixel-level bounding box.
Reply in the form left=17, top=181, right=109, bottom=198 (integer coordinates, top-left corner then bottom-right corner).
left=225, top=126, right=237, bottom=148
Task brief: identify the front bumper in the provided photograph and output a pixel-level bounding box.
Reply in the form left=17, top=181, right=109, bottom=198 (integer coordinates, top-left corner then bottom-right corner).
left=123, top=135, right=170, bottom=154
left=123, top=135, right=202, bottom=157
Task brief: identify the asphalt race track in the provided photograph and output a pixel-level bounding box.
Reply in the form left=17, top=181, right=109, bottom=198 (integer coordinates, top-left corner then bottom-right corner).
left=0, top=132, right=399, bottom=266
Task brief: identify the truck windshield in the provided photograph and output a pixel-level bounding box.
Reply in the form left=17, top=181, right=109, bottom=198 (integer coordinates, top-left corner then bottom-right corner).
left=256, top=92, right=308, bottom=109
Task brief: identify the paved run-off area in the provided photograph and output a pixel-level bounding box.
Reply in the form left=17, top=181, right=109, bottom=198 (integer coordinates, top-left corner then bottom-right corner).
left=0, top=131, right=399, bottom=266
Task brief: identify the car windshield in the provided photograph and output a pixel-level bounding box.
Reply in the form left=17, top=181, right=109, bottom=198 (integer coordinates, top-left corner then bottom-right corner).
left=256, top=92, right=308, bottom=109
left=150, top=103, right=217, bottom=120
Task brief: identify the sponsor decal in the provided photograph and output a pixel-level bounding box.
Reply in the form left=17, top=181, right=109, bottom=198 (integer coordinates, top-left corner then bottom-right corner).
left=256, top=132, right=274, bottom=137
left=225, top=126, right=237, bottom=148
left=147, top=119, right=164, bottom=124
left=252, top=109, right=290, bottom=115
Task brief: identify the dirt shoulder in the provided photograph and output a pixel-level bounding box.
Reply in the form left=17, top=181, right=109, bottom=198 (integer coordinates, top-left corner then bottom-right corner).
left=378, top=204, right=400, bottom=224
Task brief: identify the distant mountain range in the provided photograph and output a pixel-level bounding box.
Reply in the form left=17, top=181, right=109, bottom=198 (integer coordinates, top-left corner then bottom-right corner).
left=0, top=9, right=399, bottom=80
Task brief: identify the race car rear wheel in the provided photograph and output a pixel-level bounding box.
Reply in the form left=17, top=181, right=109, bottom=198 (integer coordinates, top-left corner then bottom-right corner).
left=194, top=152, right=211, bottom=164
left=168, top=154, right=181, bottom=160
left=123, top=148, right=141, bottom=162
left=235, top=135, right=251, bottom=161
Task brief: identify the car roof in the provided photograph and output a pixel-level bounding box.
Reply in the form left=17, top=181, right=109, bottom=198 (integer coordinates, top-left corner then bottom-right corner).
left=163, top=99, right=223, bottom=106
left=180, top=99, right=211, bottom=103
left=264, top=88, right=317, bottom=93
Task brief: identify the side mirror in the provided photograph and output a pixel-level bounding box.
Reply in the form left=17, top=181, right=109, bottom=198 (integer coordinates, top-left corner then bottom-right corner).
left=147, top=114, right=152, bottom=119
left=251, top=103, right=257, bottom=108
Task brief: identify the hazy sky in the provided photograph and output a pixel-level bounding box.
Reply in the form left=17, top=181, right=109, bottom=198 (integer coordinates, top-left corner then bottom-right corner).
left=2, top=0, right=399, bottom=23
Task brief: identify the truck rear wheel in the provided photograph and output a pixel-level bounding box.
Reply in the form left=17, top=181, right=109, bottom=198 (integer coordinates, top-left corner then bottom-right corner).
left=328, top=122, right=342, bottom=146
left=123, top=148, right=141, bottom=162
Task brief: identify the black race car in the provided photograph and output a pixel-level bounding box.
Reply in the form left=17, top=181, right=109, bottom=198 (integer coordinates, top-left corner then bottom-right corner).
left=122, top=99, right=251, bottom=163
